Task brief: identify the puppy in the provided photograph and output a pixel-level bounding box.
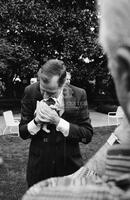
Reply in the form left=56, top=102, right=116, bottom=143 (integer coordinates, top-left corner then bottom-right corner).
left=35, top=98, right=57, bottom=133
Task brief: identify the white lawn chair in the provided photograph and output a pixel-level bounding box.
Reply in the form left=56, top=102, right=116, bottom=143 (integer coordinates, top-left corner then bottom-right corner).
left=108, top=106, right=124, bottom=126
left=3, top=110, right=20, bottom=136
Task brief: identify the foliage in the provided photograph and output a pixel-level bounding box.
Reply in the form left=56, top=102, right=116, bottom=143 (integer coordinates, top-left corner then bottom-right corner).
left=0, top=39, right=39, bottom=79
left=0, top=0, right=110, bottom=99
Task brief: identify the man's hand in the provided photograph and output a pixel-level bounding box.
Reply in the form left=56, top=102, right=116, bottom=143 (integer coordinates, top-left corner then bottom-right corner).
left=35, top=101, right=60, bottom=126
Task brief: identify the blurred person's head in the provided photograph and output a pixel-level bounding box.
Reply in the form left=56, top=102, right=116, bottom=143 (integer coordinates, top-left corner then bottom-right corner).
left=30, top=78, right=37, bottom=85
left=98, top=0, right=130, bottom=122
left=65, top=72, right=71, bottom=86
left=38, top=59, right=66, bottom=99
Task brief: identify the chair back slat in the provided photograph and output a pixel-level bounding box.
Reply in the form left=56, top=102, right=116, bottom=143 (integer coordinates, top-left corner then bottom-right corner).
left=3, top=111, right=15, bottom=126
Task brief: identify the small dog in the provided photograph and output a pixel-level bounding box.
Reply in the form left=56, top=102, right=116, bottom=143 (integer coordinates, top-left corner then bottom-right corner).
left=35, top=98, right=57, bottom=133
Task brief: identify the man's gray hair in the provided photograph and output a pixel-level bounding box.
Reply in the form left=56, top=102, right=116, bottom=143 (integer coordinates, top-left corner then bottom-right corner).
left=98, top=0, right=130, bottom=58
left=38, top=59, right=66, bottom=87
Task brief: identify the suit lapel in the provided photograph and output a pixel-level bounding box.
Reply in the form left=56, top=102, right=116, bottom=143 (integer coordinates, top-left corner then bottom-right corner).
left=36, top=81, right=43, bottom=101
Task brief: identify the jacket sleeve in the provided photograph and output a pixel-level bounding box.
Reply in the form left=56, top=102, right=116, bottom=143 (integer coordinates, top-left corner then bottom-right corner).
left=19, top=86, right=35, bottom=140
left=66, top=89, right=93, bottom=144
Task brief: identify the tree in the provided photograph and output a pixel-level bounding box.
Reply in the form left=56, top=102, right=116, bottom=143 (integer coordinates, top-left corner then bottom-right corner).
left=0, top=38, right=39, bottom=97
left=0, top=0, right=110, bottom=101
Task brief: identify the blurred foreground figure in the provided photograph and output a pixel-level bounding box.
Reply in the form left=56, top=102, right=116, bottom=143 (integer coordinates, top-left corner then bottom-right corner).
left=22, top=0, right=130, bottom=199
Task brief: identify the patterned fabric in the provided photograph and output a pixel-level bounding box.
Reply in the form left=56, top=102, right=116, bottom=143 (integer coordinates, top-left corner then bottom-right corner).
left=70, top=166, right=97, bottom=180
left=22, top=145, right=130, bottom=200
left=105, top=145, right=130, bottom=180
left=23, top=176, right=124, bottom=200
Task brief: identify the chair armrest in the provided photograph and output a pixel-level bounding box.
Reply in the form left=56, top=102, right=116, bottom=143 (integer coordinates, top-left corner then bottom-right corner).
left=14, top=119, right=20, bottom=124
left=14, top=117, right=21, bottom=122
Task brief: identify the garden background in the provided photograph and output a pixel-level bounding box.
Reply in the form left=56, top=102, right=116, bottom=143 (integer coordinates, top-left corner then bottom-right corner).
left=0, top=0, right=118, bottom=110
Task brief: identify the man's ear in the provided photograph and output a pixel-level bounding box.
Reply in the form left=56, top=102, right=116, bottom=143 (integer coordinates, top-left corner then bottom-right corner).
left=115, top=47, right=130, bottom=91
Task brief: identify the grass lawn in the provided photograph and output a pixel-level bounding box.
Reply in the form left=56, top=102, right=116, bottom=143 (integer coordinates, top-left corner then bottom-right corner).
left=0, top=126, right=116, bottom=200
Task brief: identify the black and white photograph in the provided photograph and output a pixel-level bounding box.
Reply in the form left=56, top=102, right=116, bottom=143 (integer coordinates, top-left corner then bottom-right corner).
left=0, top=0, right=130, bottom=199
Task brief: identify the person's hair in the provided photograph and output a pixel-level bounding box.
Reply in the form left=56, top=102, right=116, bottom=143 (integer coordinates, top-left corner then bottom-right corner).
left=38, top=59, right=66, bottom=87
left=98, top=0, right=130, bottom=58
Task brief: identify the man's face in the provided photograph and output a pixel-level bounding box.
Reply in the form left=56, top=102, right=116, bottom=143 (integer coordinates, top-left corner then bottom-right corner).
left=40, top=75, right=63, bottom=99
left=66, top=74, right=71, bottom=85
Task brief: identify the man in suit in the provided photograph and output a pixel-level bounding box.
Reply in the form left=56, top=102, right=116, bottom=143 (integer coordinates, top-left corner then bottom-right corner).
left=19, top=59, right=93, bottom=187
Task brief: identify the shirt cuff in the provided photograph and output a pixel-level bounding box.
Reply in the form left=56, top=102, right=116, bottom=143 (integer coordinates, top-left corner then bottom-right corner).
left=56, top=118, right=70, bottom=137
left=27, top=120, right=41, bottom=135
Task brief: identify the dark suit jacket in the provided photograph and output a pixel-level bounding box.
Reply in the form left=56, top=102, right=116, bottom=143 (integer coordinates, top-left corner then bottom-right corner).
left=19, top=82, right=93, bottom=187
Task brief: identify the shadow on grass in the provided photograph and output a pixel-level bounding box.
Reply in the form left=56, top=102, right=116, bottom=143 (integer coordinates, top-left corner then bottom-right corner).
left=0, top=126, right=116, bottom=200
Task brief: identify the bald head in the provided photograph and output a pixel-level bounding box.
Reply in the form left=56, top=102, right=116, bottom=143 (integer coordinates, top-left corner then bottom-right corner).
left=99, top=0, right=130, bottom=58
left=98, top=0, right=130, bottom=122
